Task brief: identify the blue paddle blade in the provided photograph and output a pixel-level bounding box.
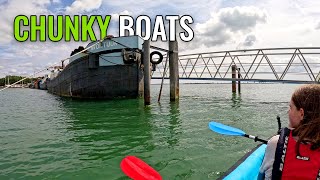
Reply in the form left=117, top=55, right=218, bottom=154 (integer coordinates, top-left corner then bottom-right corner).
left=208, top=121, right=246, bottom=136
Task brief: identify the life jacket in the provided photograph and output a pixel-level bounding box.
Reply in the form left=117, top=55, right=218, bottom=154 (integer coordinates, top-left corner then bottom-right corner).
left=272, top=127, right=320, bottom=180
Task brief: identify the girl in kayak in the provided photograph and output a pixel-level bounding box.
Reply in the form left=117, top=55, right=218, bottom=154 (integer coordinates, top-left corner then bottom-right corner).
left=259, top=84, right=320, bottom=180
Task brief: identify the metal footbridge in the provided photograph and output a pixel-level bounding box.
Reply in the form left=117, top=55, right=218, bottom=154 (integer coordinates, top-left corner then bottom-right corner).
left=151, top=47, right=320, bottom=84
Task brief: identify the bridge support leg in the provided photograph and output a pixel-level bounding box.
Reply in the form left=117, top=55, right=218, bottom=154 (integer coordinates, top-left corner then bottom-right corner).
left=169, top=40, right=179, bottom=102
left=143, top=40, right=151, bottom=106
left=232, top=65, right=236, bottom=93
left=238, top=68, right=241, bottom=93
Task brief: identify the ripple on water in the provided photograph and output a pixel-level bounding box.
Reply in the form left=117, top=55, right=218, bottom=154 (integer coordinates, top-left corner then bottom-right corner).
left=0, top=84, right=297, bottom=179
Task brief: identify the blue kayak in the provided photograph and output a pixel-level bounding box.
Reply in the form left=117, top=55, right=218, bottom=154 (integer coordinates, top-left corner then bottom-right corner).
left=219, top=144, right=267, bottom=180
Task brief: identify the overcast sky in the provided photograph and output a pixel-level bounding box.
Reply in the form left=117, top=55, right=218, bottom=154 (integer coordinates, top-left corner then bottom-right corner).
left=0, top=0, right=320, bottom=78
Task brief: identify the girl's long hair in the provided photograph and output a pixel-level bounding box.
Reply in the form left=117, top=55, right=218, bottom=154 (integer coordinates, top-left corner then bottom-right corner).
left=291, top=84, right=320, bottom=154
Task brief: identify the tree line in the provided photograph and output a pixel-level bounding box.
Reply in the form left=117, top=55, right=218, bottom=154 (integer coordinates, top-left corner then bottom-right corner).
left=0, top=76, right=36, bottom=86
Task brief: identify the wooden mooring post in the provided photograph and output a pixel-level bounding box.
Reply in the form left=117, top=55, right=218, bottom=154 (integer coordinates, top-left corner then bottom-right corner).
left=169, top=40, right=179, bottom=101
left=231, top=66, right=241, bottom=93
left=143, top=40, right=151, bottom=105
left=238, top=68, right=241, bottom=93
left=232, top=65, right=236, bottom=93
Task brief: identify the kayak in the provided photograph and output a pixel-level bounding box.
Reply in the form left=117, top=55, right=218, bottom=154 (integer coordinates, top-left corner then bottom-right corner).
left=120, top=121, right=272, bottom=180
left=219, top=144, right=267, bottom=180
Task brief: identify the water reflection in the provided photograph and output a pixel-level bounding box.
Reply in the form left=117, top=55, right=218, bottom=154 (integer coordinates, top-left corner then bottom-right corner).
left=154, top=101, right=182, bottom=148
left=167, top=101, right=181, bottom=147
left=60, top=98, right=155, bottom=161
left=231, top=93, right=242, bottom=108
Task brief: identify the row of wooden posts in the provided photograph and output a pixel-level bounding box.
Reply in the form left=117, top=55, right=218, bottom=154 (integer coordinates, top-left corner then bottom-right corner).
left=143, top=40, right=179, bottom=106
left=143, top=40, right=241, bottom=106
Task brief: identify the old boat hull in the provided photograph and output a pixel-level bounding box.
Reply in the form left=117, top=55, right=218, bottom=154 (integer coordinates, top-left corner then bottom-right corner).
left=47, top=36, right=144, bottom=99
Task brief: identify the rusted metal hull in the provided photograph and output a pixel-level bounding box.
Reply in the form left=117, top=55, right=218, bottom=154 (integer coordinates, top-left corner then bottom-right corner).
left=47, top=54, right=143, bottom=99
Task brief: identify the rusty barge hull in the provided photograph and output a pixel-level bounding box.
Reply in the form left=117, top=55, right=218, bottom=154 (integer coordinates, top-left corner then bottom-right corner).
left=47, top=57, right=143, bottom=99
left=47, top=36, right=144, bottom=99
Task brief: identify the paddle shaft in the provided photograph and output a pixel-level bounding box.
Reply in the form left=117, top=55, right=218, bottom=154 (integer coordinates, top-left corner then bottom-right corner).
left=244, top=134, right=268, bottom=144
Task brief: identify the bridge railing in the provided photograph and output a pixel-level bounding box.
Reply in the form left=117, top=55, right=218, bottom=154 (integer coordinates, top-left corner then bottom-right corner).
left=151, top=47, right=320, bottom=83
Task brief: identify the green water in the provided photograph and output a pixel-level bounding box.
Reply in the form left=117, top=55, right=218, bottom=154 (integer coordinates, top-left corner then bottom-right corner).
left=0, top=84, right=300, bottom=179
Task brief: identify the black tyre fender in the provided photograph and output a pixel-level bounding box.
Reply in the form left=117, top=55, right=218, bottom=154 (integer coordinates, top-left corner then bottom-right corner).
left=150, top=51, right=163, bottom=64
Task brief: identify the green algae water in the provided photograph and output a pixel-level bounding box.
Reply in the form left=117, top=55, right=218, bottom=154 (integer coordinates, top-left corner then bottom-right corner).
left=0, top=84, right=300, bottom=179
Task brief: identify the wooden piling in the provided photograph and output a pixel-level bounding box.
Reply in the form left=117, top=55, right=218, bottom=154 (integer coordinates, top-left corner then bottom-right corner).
left=238, top=68, right=241, bottom=93
left=232, top=65, right=236, bottom=93
left=143, top=40, right=151, bottom=105
left=169, top=40, right=179, bottom=101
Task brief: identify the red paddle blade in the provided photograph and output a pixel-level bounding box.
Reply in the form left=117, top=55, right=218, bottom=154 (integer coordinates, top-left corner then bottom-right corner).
left=120, top=156, right=162, bottom=180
